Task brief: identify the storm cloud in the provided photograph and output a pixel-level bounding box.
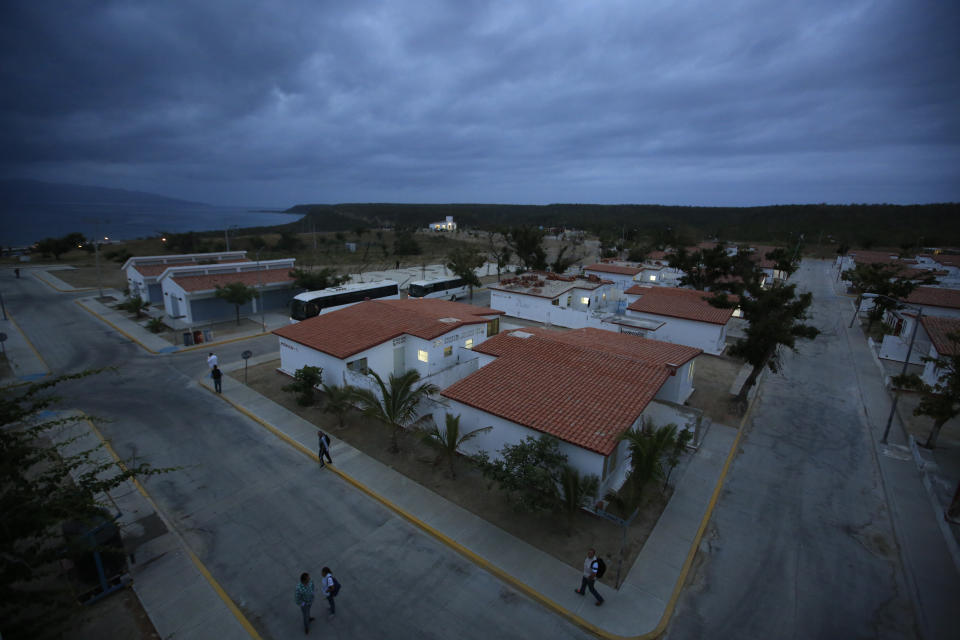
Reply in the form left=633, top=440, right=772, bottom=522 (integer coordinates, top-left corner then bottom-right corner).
left=1, top=0, right=958, bottom=206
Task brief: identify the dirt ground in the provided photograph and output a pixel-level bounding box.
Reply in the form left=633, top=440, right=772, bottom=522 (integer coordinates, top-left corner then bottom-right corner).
left=61, top=587, right=160, bottom=640
left=43, top=264, right=127, bottom=290
left=231, top=360, right=684, bottom=587
left=686, top=354, right=745, bottom=426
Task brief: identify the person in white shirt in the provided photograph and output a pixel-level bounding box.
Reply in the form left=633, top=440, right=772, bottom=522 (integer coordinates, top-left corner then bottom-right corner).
left=207, top=352, right=218, bottom=377
left=574, top=548, right=604, bottom=605
left=321, top=566, right=338, bottom=617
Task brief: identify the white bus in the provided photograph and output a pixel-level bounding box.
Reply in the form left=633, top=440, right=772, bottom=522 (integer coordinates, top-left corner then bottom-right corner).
left=289, top=280, right=400, bottom=322
left=407, top=276, right=470, bottom=301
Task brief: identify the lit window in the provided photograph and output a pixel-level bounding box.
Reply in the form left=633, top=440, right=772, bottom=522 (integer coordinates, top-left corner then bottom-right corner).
left=418, top=349, right=429, bottom=363
left=444, top=346, right=453, bottom=357
left=649, top=275, right=656, bottom=281
left=551, top=298, right=559, bottom=306
left=580, top=296, right=590, bottom=305
left=733, top=307, right=744, bottom=318
left=465, top=338, right=474, bottom=350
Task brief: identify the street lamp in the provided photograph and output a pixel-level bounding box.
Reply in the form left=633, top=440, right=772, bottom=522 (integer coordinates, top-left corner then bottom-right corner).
left=225, top=225, right=239, bottom=252
left=255, top=249, right=266, bottom=332
left=853, top=294, right=924, bottom=445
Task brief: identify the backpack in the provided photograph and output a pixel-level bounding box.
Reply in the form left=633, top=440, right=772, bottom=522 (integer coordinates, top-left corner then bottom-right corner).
left=331, top=576, right=341, bottom=597
left=594, top=557, right=606, bottom=579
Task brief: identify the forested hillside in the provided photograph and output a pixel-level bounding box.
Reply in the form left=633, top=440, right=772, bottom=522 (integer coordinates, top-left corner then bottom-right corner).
left=285, top=202, right=960, bottom=246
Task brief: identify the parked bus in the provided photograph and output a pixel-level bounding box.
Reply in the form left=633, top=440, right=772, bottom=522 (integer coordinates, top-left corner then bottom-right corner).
left=407, top=277, right=470, bottom=301
left=289, top=280, right=400, bottom=322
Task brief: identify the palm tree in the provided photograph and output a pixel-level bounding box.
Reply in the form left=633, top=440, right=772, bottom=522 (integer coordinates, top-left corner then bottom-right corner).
left=607, top=421, right=681, bottom=517
left=321, top=383, right=355, bottom=430
left=421, top=413, right=492, bottom=478
left=559, top=464, right=599, bottom=535
left=350, top=370, right=439, bottom=453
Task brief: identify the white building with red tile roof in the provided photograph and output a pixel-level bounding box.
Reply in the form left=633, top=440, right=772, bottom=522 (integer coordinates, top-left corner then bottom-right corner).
left=583, top=262, right=642, bottom=289
left=919, top=316, right=960, bottom=386
left=622, top=285, right=737, bottom=355
left=488, top=272, right=614, bottom=328
left=122, top=251, right=249, bottom=304
left=273, top=298, right=504, bottom=389
left=438, top=327, right=702, bottom=494
left=158, top=258, right=296, bottom=327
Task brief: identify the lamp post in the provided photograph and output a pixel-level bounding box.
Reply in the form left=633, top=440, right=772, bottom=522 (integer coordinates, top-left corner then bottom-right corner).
left=225, top=225, right=238, bottom=252
left=256, top=249, right=266, bottom=332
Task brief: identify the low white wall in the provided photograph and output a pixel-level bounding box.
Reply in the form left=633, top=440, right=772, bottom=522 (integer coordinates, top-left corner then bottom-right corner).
left=624, top=311, right=726, bottom=355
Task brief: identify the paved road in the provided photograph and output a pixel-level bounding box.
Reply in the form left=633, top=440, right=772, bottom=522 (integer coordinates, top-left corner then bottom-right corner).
left=8, top=280, right=595, bottom=640
left=665, top=259, right=918, bottom=639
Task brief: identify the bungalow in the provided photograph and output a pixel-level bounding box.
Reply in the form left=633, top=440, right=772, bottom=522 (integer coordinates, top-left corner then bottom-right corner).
left=438, top=327, right=702, bottom=495
left=904, top=286, right=960, bottom=319
left=622, top=285, right=736, bottom=355
left=583, top=263, right=642, bottom=290
left=158, top=258, right=297, bottom=327
left=877, top=287, right=960, bottom=363
left=488, top=272, right=614, bottom=328
left=429, top=216, right=457, bottom=232
left=273, top=298, right=504, bottom=389
left=122, top=252, right=249, bottom=304
left=919, top=316, right=960, bottom=387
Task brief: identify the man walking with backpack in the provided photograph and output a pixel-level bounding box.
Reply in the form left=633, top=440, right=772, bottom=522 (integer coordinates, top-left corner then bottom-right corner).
left=317, top=431, right=332, bottom=467
left=320, top=566, right=340, bottom=618
left=574, top=548, right=604, bottom=606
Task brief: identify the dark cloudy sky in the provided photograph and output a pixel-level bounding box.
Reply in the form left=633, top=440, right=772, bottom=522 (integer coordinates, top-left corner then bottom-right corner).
left=2, top=1, right=958, bottom=207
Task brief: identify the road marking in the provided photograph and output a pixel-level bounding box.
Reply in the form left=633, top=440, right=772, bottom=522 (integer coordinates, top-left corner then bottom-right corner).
left=84, top=416, right=264, bottom=640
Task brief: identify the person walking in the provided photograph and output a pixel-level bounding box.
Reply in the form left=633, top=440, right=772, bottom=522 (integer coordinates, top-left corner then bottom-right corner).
left=317, top=431, right=332, bottom=467
left=211, top=365, right=223, bottom=393
left=320, top=567, right=338, bottom=618
left=14, top=268, right=20, bottom=278
left=295, top=572, right=316, bottom=634
left=574, top=548, right=604, bottom=606
left=207, top=352, right=218, bottom=375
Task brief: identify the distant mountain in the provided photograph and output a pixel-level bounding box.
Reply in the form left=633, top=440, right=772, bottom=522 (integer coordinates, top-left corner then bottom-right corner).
left=0, top=179, right=210, bottom=209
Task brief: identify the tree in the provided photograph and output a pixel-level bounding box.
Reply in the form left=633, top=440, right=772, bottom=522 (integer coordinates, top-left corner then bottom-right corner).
left=711, top=281, right=819, bottom=408
left=35, top=232, right=86, bottom=260
left=474, top=434, right=567, bottom=513
left=289, top=267, right=347, bottom=292
left=606, top=421, right=684, bottom=518
left=668, top=246, right=731, bottom=290
left=842, top=262, right=921, bottom=330
left=549, top=245, right=580, bottom=274
left=283, top=365, right=323, bottom=406
left=118, top=295, right=149, bottom=319
left=893, top=331, right=960, bottom=449
left=420, top=413, right=492, bottom=478
left=321, top=383, right=355, bottom=430
left=393, top=230, right=422, bottom=256
left=446, top=248, right=483, bottom=299
left=764, top=247, right=799, bottom=280
left=505, top=226, right=547, bottom=271
left=487, top=232, right=512, bottom=281
left=350, top=370, right=438, bottom=453
left=247, top=235, right=267, bottom=251
left=559, top=464, right=599, bottom=535
left=627, top=245, right=648, bottom=263
left=214, top=282, right=258, bottom=325
left=275, top=231, right=303, bottom=252
left=1, top=373, right=172, bottom=637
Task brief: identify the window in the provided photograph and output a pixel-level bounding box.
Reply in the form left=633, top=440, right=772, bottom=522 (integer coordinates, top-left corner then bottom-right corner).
left=551, top=298, right=559, bottom=306
left=486, top=317, right=499, bottom=337
left=580, top=296, right=590, bottom=306
left=465, top=338, right=474, bottom=350
left=346, top=357, right=368, bottom=374
left=444, top=346, right=453, bottom=357
left=688, top=360, right=695, bottom=380
left=418, top=349, right=429, bottom=363
left=649, top=275, right=657, bottom=281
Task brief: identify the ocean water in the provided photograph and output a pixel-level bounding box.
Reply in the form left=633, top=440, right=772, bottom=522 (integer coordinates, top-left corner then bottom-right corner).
left=1, top=202, right=304, bottom=247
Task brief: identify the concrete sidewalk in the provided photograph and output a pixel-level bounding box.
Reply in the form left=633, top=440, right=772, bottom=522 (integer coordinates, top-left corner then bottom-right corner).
left=835, top=275, right=960, bottom=640
left=0, top=312, right=50, bottom=384
left=204, top=358, right=740, bottom=638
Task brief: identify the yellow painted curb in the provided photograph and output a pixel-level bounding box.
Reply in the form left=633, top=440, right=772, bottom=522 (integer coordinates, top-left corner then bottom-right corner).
left=3, top=309, right=51, bottom=376
left=84, top=416, right=264, bottom=640
left=74, top=299, right=158, bottom=354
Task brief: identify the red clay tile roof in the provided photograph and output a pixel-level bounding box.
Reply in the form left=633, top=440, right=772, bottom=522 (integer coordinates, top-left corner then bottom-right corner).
left=172, top=268, right=292, bottom=292
left=905, top=287, right=960, bottom=310
left=623, top=286, right=736, bottom=325
left=273, top=299, right=503, bottom=359
left=849, top=250, right=903, bottom=265
left=646, top=250, right=671, bottom=261
left=445, top=329, right=678, bottom=455
left=921, top=316, right=960, bottom=356
left=133, top=258, right=251, bottom=277
left=584, top=263, right=642, bottom=276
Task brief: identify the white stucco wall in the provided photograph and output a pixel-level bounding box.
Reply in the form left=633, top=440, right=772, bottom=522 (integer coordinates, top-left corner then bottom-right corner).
left=654, top=359, right=696, bottom=404
left=624, top=311, right=727, bottom=355
left=490, top=287, right=611, bottom=328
